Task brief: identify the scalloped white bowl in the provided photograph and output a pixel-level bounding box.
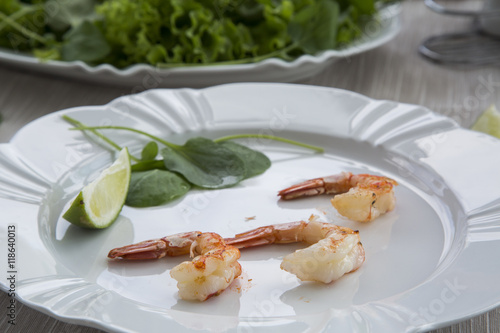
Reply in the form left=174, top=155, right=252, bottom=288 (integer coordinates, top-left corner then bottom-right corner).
left=0, top=5, right=400, bottom=87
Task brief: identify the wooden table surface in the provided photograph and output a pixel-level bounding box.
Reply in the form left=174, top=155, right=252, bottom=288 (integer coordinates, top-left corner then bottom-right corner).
left=1, top=1, right=499, bottom=332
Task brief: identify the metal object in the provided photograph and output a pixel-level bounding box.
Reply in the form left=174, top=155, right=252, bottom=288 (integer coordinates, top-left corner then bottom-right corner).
left=419, top=0, right=500, bottom=65
left=424, top=0, right=500, bottom=17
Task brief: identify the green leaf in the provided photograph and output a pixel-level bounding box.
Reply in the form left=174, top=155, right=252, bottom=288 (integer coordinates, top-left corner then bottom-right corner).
left=61, top=20, right=111, bottom=62
left=33, top=46, right=61, bottom=61
left=0, top=0, right=22, bottom=15
left=161, top=137, right=246, bottom=189
left=1, top=0, right=390, bottom=67
left=126, top=169, right=191, bottom=207
left=44, top=0, right=99, bottom=32
left=141, top=141, right=159, bottom=161
left=351, top=0, right=376, bottom=15
left=288, top=0, right=340, bottom=54
left=218, top=141, right=271, bottom=179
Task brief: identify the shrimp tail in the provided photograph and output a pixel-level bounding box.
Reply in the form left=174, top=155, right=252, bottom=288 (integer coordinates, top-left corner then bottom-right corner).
left=108, top=231, right=202, bottom=260
left=278, top=172, right=354, bottom=200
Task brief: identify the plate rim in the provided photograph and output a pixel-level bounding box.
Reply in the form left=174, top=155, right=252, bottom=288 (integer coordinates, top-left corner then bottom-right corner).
left=2, top=82, right=500, bottom=333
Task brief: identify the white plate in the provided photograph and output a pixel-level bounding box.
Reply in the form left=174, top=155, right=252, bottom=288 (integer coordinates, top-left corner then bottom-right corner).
left=0, top=5, right=400, bottom=87
left=2, top=83, right=500, bottom=333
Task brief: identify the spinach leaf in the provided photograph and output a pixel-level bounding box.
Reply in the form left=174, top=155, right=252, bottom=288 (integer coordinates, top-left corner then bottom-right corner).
left=45, top=0, right=99, bottom=32
left=63, top=117, right=324, bottom=201
left=161, top=137, right=246, bottom=189
left=218, top=141, right=271, bottom=179
left=141, top=141, right=159, bottom=161
left=288, top=0, right=340, bottom=54
left=351, top=0, right=376, bottom=15
left=126, top=169, right=190, bottom=207
left=61, top=21, right=111, bottom=62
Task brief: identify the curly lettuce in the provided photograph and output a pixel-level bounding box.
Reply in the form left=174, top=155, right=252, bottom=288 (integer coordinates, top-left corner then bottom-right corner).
left=0, top=0, right=391, bottom=68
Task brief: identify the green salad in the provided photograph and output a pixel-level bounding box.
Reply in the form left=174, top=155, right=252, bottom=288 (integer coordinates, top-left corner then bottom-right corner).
left=0, top=0, right=393, bottom=68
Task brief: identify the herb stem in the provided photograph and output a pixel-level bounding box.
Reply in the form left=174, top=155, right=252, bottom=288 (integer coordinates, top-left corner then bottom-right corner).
left=214, top=134, right=324, bottom=153
left=157, top=43, right=298, bottom=68
left=67, top=125, right=181, bottom=150
left=64, top=117, right=323, bottom=159
left=131, top=160, right=166, bottom=172
left=0, top=10, right=47, bottom=45
left=62, top=115, right=140, bottom=162
left=0, top=5, right=40, bottom=32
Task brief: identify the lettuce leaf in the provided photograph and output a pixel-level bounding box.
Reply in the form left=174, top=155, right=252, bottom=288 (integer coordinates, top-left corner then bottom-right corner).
left=0, top=0, right=393, bottom=67
left=288, top=0, right=339, bottom=54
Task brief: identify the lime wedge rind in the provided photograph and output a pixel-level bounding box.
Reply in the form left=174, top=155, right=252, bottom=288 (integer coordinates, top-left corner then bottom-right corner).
left=62, top=148, right=131, bottom=229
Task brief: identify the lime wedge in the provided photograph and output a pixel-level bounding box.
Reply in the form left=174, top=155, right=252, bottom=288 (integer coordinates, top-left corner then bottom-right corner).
left=471, top=104, right=500, bottom=139
left=63, top=148, right=131, bottom=229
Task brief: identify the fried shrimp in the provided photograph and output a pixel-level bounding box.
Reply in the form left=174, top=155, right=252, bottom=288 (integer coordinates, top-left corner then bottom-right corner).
left=107, top=221, right=365, bottom=300
left=108, top=232, right=241, bottom=301
left=278, top=172, right=398, bottom=222
left=170, top=232, right=242, bottom=301
left=225, top=221, right=365, bottom=283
